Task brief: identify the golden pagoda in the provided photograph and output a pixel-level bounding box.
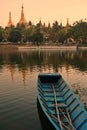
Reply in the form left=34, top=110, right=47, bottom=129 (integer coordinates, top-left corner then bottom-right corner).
left=18, top=5, right=27, bottom=27
left=22, top=69, right=28, bottom=85
left=7, top=12, right=13, bottom=27
left=65, top=18, right=71, bottom=32
left=66, top=18, right=70, bottom=27
left=9, top=65, right=15, bottom=81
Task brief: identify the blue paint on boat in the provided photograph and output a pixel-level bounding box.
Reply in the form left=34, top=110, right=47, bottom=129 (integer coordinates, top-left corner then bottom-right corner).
left=37, top=73, right=87, bottom=130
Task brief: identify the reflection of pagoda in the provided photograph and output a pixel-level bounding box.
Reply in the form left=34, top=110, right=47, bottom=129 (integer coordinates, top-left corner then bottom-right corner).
left=18, top=5, right=27, bottom=27
left=8, top=65, right=15, bottom=80
left=22, top=69, right=28, bottom=85
left=7, top=12, right=13, bottom=27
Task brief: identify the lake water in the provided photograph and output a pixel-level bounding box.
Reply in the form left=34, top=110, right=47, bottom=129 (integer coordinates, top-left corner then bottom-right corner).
left=0, top=49, right=87, bottom=130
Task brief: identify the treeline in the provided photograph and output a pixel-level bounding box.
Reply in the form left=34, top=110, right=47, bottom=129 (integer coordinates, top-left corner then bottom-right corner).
left=0, top=20, right=87, bottom=45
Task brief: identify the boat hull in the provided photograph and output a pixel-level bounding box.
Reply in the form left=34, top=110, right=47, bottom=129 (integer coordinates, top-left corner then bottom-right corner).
left=37, top=73, right=87, bottom=130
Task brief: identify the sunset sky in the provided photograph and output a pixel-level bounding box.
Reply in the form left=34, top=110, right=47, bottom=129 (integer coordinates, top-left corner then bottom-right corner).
left=0, top=0, right=87, bottom=27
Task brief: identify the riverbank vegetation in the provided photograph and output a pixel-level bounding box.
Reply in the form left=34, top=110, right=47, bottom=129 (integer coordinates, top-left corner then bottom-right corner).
left=0, top=20, right=87, bottom=46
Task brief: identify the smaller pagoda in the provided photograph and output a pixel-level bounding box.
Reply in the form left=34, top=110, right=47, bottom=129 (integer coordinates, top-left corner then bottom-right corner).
left=7, top=12, right=13, bottom=27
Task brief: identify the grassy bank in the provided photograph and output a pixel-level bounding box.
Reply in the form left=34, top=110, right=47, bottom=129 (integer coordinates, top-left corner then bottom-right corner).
left=0, top=45, right=18, bottom=50
left=0, top=44, right=87, bottom=51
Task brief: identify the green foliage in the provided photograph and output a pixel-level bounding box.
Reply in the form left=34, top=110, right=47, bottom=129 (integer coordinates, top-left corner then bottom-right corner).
left=9, top=29, right=21, bottom=42
left=26, top=26, right=35, bottom=42
left=67, top=21, right=87, bottom=44
left=0, top=31, right=2, bottom=42
left=52, top=21, right=61, bottom=32
left=0, top=27, right=4, bottom=42
left=50, top=21, right=62, bottom=42
left=58, top=29, right=67, bottom=43
left=1, top=20, right=87, bottom=45
left=32, top=26, right=43, bottom=44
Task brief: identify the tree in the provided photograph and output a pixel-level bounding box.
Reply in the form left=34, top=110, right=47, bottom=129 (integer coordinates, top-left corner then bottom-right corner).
left=9, top=29, right=21, bottom=42
left=26, top=25, right=35, bottom=42
left=32, top=24, right=43, bottom=45
left=52, top=21, right=61, bottom=32
left=67, top=21, right=87, bottom=44
left=50, top=21, right=62, bottom=42
left=0, top=26, right=4, bottom=42
left=58, top=28, right=66, bottom=44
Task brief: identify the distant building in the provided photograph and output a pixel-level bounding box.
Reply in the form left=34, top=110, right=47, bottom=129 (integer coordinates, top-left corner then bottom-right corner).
left=65, top=18, right=71, bottom=31
left=66, top=18, right=70, bottom=27
left=6, top=5, right=71, bottom=29
left=17, top=5, right=28, bottom=27
left=7, top=12, right=13, bottom=27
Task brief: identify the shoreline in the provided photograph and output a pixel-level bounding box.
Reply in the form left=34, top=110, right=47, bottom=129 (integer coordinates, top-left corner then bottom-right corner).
left=18, top=45, right=77, bottom=51
left=0, top=44, right=87, bottom=51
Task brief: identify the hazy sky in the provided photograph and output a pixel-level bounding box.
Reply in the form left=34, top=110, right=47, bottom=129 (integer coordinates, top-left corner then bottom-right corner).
left=0, top=0, right=87, bottom=27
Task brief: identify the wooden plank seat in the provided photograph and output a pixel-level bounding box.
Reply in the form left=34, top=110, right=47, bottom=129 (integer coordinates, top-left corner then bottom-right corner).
left=44, top=96, right=64, bottom=102
left=47, top=103, right=67, bottom=108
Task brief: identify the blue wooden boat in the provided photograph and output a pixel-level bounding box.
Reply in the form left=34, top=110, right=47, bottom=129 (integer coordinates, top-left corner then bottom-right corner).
left=37, top=73, right=87, bottom=130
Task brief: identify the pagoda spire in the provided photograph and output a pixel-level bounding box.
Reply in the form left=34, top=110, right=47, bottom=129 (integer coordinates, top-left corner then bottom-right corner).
left=18, top=4, right=27, bottom=27
left=65, top=18, right=71, bottom=32
left=7, top=12, right=13, bottom=27
left=21, top=4, right=25, bottom=20
left=66, top=18, right=70, bottom=27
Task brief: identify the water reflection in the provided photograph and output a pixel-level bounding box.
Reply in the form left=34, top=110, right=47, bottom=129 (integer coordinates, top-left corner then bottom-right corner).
left=0, top=50, right=87, bottom=75
left=0, top=50, right=87, bottom=102
left=0, top=51, right=85, bottom=86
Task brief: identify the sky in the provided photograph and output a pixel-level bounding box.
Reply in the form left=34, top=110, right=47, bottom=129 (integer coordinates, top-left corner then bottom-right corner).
left=0, top=0, right=87, bottom=27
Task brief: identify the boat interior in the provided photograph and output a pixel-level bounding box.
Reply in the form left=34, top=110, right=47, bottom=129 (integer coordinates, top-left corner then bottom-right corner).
left=38, top=74, right=87, bottom=130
